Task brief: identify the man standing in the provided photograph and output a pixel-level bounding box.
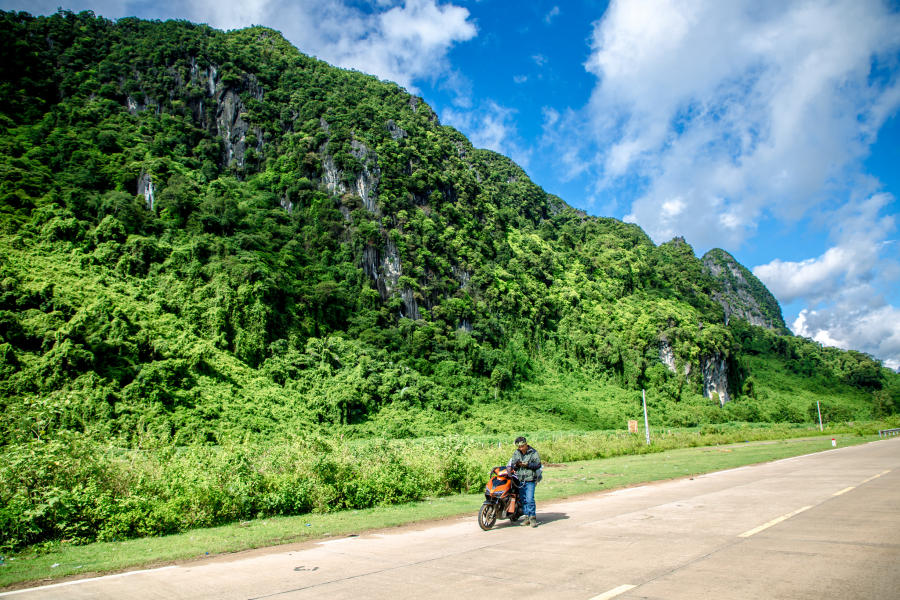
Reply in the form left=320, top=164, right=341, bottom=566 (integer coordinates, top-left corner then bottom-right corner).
left=508, top=436, right=541, bottom=527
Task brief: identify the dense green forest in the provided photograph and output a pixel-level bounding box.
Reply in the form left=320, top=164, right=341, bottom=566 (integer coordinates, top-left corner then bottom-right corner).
left=1, top=10, right=898, bottom=552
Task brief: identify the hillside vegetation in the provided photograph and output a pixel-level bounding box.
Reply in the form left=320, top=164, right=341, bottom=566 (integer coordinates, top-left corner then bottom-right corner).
left=1, top=10, right=898, bottom=552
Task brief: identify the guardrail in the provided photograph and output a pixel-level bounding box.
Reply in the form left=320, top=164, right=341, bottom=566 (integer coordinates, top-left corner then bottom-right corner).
left=878, top=428, right=900, bottom=438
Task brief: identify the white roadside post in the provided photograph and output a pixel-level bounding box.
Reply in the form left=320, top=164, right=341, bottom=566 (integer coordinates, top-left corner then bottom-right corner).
left=642, top=389, right=650, bottom=446
left=817, top=401, right=823, bottom=432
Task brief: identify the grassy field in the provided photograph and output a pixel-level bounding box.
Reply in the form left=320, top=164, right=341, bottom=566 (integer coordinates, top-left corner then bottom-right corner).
left=0, top=432, right=881, bottom=589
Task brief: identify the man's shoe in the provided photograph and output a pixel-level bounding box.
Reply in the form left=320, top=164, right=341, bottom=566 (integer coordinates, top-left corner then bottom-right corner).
left=531, top=516, right=538, bottom=527
left=521, top=516, right=532, bottom=526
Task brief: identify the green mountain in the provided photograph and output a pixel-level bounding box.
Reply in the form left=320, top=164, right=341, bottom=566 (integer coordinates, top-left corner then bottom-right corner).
left=1, top=9, right=898, bottom=552
left=1, top=9, right=896, bottom=441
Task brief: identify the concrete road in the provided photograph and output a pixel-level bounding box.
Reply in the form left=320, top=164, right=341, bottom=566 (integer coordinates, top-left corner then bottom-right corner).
left=5, top=438, right=899, bottom=600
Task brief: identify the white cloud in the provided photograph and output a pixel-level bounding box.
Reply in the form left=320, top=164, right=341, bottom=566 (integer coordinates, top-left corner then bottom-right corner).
left=239, top=0, right=477, bottom=93
left=8, top=0, right=477, bottom=94
left=541, top=106, right=593, bottom=181
left=793, top=302, right=900, bottom=370
left=347, top=0, right=477, bottom=90
left=754, top=193, right=897, bottom=303
left=661, top=197, right=686, bottom=217
left=545, top=6, right=560, bottom=25
left=542, top=107, right=560, bottom=127
left=180, top=0, right=271, bottom=30
left=575, top=0, right=900, bottom=247
left=442, top=101, right=532, bottom=168
left=754, top=247, right=854, bottom=304
left=755, top=193, right=900, bottom=367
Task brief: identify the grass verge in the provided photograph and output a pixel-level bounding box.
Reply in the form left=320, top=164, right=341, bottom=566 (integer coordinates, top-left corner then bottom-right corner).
left=0, top=433, right=880, bottom=589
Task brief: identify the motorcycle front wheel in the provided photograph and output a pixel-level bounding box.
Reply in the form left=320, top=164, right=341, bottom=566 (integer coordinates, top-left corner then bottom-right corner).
left=478, top=501, right=497, bottom=530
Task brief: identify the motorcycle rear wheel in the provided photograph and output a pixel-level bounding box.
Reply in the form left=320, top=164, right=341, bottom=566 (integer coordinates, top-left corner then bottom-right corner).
left=478, top=502, right=497, bottom=530
left=508, top=496, right=523, bottom=522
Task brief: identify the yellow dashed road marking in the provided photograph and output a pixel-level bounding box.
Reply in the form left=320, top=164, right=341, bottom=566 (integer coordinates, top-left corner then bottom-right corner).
left=861, top=469, right=890, bottom=484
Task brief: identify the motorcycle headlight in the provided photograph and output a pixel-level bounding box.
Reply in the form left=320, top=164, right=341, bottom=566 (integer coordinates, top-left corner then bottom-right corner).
left=493, top=491, right=504, bottom=497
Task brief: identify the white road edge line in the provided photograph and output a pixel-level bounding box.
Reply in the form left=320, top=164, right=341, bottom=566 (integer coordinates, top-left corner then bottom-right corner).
left=0, top=566, right=178, bottom=597
left=318, top=537, right=358, bottom=546
left=589, top=584, right=636, bottom=600
left=738, top=505, right=813, bottom=538
left=833, top=486, right=855, bottom=496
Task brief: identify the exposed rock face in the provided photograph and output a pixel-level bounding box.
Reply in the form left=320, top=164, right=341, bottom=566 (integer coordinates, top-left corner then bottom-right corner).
left=362, top=245, right=380, bottom=286
left=204, top=62, right=217, bottom=95
left=322, top=141, right=381, bottom=216
left=362, top=237, right=417, bottom=317
left=125, top=59, right=265, bottom=169
left=125, top=95, right=157, bottom=114
left=137, top=172, right=154, bottom=211
left=451, top=265, right=471, bottom=289
left=659, top=340, right=677, bottom=373
left=385, top=119, right=407, bottom=140
left=381, top=239, right=402, bottom=295
left=362, top=240, right=400, bottom=297
left=659, top=338, right=725, bottom=402
left=350, top=141, right=381, bottom=214
left=215, top=89, right=250, bottom=167
left=317, top=129, right=419, bottom=317
left=192, top=61, right=265, bottom=168
left=212, top=74, right=264, bottom=169
left=702, top=248, right=785, bottom=330
left=322, top=155, right=343, bottom=199
left=701, top=353, right=730, bottom=405
left=400, top=288, right=420, bottom=320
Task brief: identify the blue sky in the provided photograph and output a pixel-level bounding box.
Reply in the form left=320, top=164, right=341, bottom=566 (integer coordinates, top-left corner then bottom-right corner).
left=4, top=0, right=900, bottom=369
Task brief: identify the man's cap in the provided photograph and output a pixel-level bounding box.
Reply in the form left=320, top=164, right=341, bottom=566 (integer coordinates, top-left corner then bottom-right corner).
left=514, top=436, right=527, bottom=445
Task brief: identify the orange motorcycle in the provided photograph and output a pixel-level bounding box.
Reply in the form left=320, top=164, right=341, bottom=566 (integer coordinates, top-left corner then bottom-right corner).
left=478, top=465, right=523, bottom=530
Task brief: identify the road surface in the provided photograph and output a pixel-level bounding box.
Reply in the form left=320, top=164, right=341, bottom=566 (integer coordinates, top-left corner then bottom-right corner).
left=4, top=438, right=899, bottom=599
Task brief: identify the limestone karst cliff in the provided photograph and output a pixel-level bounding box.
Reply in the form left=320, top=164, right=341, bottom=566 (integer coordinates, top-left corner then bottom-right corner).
left=702, top=248, right=787, bottom=331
